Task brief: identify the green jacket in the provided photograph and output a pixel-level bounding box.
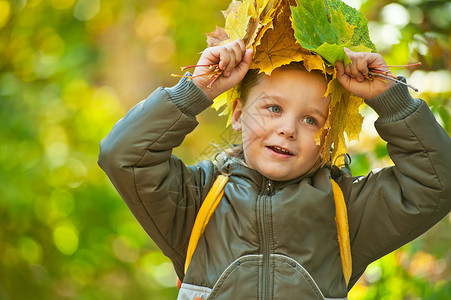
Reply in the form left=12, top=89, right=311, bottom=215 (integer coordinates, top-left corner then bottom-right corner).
left=98, top=77, right=451, bottom=300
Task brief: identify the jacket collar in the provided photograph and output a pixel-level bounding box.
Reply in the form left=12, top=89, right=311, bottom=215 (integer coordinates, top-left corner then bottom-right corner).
left=220, top=155, right=323, bottom=192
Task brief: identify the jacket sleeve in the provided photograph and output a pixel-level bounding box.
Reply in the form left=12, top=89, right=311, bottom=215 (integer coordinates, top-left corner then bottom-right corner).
left=338, top=79, right=451, bottom=288
left=98, top=76, right=218, bottom=278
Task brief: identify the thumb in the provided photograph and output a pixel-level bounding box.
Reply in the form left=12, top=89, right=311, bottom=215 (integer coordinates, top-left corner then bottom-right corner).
left=335, top=60, right=345, bottom=78
left=237, top=48, right=254, bottom=73
left=335, top=60, right=351, bottom=88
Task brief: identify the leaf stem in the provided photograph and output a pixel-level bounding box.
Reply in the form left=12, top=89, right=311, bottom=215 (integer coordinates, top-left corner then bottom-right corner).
left=368, top=68, right=398, bottom=80
left=172, top=63, right=223, bottom=88
left=368, top=62, right=421, bottom=69
left=207, top=71, right=223, bottom=88
left=368, top=71, right=418, bottom=92
left=171, top=71, right=218, bottom=79
left=181, top=64, right=220, bottom=71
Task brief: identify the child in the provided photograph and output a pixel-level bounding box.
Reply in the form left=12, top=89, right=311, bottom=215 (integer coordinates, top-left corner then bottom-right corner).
left=98, top=39, right=451, bottom=299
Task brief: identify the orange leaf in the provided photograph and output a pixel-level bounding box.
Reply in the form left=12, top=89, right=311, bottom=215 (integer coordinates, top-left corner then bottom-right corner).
left=251, top=3, right=309, bottom=74
left=319, top=74, right=364, bottom=167
left=206, top=0, right=282, bottom=49
left=206, top=26, right=229, bottom=47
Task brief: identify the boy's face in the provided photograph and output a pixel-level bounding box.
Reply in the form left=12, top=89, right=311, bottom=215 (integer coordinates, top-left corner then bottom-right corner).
left=231, top=68, right=329, bottom=181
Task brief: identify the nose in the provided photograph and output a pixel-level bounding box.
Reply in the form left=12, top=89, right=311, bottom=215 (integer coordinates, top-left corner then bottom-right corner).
left=277, top=119, right=297, bottom=140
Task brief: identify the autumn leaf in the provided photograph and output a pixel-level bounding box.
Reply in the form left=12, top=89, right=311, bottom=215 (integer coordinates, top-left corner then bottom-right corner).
left=206, top=26, right=230, bottom=47
left=211, top=85, right=239, bottom=126
left=206, top=0, right=282, bottom=49
left=246, top=0, right=281, bottom=50
left=318, top=72, right=364, bottom=167
left=204, top=0, right=376, bottom=168
left=251, top=3, right=311, bottom=74
left=324, top=0, right=376, bottom=52
left=291, top=0, right=375, bottom=66
left=289, top=0, right=374, bottom=167
left=211, top=0, right=285, bottom=118
left=223, top=0, right=255, bottom=43
left=212, top=0, right=323, bottom=120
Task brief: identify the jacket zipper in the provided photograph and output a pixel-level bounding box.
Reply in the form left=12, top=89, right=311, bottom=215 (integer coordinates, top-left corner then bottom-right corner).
left=261, top=179, right=273, bottom=300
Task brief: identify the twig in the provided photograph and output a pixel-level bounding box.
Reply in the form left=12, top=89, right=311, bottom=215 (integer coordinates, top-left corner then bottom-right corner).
left=368, top=71, right=418, bottom=92
left=368, top=62, right=422, bottom=69
left=171, top=64, right=223, bottom=87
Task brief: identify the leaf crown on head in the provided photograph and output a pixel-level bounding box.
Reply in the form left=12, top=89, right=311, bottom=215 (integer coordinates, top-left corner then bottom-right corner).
left=206, top=0, right=376, bottom=168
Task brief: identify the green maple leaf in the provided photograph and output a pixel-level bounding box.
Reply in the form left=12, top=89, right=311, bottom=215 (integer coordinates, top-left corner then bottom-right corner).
left=290, top=0, right=376, bottom=66
left=324, top=0, right=375, bottom=51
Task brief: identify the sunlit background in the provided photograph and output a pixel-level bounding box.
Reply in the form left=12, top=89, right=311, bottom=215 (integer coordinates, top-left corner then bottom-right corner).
left=0, top=0, right=450, bottom=299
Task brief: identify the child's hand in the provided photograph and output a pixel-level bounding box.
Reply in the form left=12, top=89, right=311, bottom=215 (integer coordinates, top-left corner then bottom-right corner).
left=192, top=40, right=254, bottom=100
left=335, top=48, right=395, bottom=100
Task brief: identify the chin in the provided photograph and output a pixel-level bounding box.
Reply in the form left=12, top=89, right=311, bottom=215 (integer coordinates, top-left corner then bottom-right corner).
left=261, top=170, right=297, bottom=182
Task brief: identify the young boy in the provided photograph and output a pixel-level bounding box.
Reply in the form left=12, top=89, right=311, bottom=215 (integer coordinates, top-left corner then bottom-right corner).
left=98, top=40, right=451, bottom=299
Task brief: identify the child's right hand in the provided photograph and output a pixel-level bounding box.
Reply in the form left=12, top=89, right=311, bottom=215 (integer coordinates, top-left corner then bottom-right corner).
left=192, top=40, right=254, bottom=100
left=335, top=48, right=395, bottom=100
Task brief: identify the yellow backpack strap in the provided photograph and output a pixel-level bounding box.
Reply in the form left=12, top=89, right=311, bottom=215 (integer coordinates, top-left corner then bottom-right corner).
left=184, top=175, right=229, bottom=274
left=181, top=175, right=351, bottom=285
left=330, top=178, right=352, bottom=286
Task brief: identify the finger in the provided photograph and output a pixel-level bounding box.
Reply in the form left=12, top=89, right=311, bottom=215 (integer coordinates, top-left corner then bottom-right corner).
left=223, top=47, right=236, bottom=77
left=232, top=40, right=246, bottom=63
left=343, top=48, right=359, bottom=79
left=356, top=56, right=369, bottom=78
left=368, top=53, right=391, bottom=74
left=335, top=60, right=345, bottom=77
left=347, top=52, right=365, bottom=82
left=226, top=39, right=245, bottom=54
left=235, top=39, right=246, bottom=55
left=242, top=48, right=254, bottom=66
left=198, top=46, right=221, bottom=66
left=335, top=60, right=351, bottom=87
left=225, top=40, right=246, bottom=76
left=236, top=48, right=254, bottom=75
left=344, top=62, right=352, bottom=78
left=335, top=61, right=351, bottom=84
left=218, top=40, right=243, bottom=73
left=217, top=47, right=232, bottom=72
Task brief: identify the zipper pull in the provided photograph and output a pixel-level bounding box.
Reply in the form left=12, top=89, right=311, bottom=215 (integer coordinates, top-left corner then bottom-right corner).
left=266, top=181, right=272, bottom=195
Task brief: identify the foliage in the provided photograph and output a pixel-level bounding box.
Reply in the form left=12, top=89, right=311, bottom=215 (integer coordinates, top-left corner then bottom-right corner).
left=209, top=0, right=376, bottom=167
left=292, top=0, right=377, bottom=168
left=0, top=0, right=449, bottom=300
left=321, top=75, right=364, bottom=167
left=291, top=0, right=375, bottom=66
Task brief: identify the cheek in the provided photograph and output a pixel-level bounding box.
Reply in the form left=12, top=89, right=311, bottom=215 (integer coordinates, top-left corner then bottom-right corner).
left=241, top=115, right=268, bottom=141
left=318, top=128, right=328, bottom=146
left=300, top=134, right=322, bottom=157
left=241, top=124, right=260, bottom=151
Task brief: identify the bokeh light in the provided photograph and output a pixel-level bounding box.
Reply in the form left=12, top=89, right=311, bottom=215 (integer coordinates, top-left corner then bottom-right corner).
left=0, top=1, right=449, bottom=299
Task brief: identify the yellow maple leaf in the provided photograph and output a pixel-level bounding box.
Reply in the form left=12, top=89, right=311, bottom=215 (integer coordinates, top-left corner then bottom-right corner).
left=206, top=26, right=230, bottom=47
left=211, top=0, right=284, bottom=119
left=251, top=4, right=309, bottom=74
left=211, top=85, right=239, bottom=126
left=223, top=0, right=254, bottom=43
left=302, top=52, right=326, bottom=72
left=247, top=0, right=281, bottom=50
left=211, top=1, right=329, bottom=123
left=206, top=0, right=368, bottom=169
left=319, top=71, right=364, bottom=167
left=207, top=0, right=282, bottom=49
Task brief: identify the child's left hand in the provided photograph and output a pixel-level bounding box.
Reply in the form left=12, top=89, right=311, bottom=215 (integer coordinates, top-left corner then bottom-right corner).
left=335, top=48, right=395, bottom=100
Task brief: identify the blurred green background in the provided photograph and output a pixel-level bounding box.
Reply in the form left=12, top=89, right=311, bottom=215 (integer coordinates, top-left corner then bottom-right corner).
left=0, top=0, right=450, bottom=299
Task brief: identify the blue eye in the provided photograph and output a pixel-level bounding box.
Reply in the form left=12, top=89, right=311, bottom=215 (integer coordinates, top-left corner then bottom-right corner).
left=268, top=105, right=281, bottom=113
left=303, top=116, right=316, bottom=125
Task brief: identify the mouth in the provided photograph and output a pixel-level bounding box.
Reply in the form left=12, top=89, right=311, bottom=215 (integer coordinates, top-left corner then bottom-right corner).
left=266, top=145, right=294, bottom=156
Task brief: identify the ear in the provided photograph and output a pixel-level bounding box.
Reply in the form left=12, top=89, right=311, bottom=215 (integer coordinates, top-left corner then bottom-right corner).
left=230, top=98, right=243, bottom=132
